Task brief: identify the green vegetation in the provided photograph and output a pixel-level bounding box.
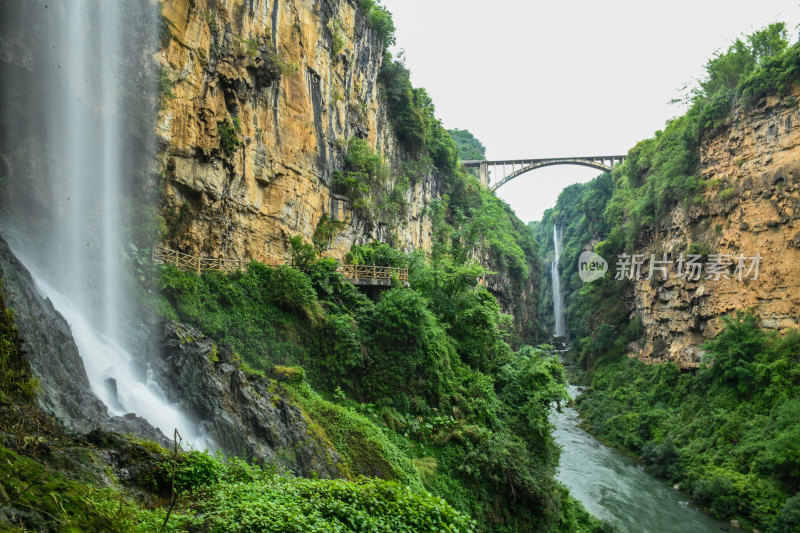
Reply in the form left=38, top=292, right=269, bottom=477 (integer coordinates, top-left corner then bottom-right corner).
left=0, top=445, right=167, bottom=533
left=233, top=35, right=260, bottom=59
left=313, top=213, right=346, bottom=249
left=158, top=65, right=175, bottom=108
left=697, top=22, right=795, bottom=122
left=328, top=19, right=347, bottom=56
left=0, top=284, right=36, bottom=402
left=285, top=380, right=421, bottom=487
left=332, top=137, right=410, bottom=231
left=0, top=441, right=477, bottom=532
left=448, top=128, right=486, bottom=179
left=217, top=120, right=241, bottom=157
left=378, top=53, right=458, bottom=177
left=448, top=128, right=486, bottom=161
left=356, top=0, right=396, bottom=49
left=157, top=227, right=604, bottom=530
left=577, top=313, right=800, bottom=531
left=531, top=22, right=800, bottom=531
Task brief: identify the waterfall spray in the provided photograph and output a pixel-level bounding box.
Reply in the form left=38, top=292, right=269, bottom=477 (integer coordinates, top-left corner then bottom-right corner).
left=0, top=1, right=203, bottom=446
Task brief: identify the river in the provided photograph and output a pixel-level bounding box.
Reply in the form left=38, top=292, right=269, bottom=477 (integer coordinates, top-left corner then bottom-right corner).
left=552, top=384, right=748, bottom=533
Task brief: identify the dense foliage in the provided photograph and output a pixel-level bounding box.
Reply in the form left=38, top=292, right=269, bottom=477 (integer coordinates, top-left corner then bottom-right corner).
left=448, top=128, right=486, bottom=161
left=377, top=53, right=458, bottom=178
left=0, top=442, right=476, bottom=532
left=531, top=23, right=800, bottom=531
left=158, top=232, right=604, bottom=531
left=577, top=313, right=800, bottom=531
left=332, top=137, right=409, bottom=229
left=356, top=0, right=395, bottom=50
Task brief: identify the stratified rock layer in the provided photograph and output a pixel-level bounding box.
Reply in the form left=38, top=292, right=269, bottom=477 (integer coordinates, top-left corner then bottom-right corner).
left=631, top=92, right=800, bottom=365
left=158, top=0, right=437, bottom=263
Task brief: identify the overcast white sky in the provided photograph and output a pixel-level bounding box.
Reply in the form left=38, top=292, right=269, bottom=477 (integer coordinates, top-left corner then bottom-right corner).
left=381, top=0, right=800, bottom=223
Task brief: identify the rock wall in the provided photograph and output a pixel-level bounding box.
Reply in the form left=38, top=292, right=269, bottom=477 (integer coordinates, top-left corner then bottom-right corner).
left=155, top=322, right=346, bottom=478
left=0, top=237, right=166, bottom=442
left=158, top=0, right=438, bottom=263
left=631, top=91, right=800, bottom=365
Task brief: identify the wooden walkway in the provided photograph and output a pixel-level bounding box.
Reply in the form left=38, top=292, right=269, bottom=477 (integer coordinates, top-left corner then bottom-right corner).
left=338, top=264, right=408, bottom=283
left=152, top=245, right=408, bottom=283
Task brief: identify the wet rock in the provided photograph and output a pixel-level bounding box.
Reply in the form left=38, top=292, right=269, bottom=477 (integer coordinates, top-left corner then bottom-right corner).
left=0, top=236, right=166, bottom=443
left=153, top=321, right=345, bottom=478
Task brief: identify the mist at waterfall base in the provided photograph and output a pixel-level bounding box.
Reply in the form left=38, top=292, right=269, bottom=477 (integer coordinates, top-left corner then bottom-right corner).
left=0, top=1, right=204, bottom=447
left=551, top=225, right=566, bottom=338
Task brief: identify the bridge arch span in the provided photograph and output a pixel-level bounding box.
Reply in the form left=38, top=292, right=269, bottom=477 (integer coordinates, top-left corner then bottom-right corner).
left=460, top=155, right=626, bottom=192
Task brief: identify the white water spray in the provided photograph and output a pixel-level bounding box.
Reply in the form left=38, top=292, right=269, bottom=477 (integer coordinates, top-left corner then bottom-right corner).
left=3, top=1, right=204, bottom=447
left=551, top=225, right=567, bottom=338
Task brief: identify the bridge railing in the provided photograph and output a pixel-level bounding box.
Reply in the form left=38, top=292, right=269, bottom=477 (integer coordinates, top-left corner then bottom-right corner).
left=151, top=245, right=408, bottom=282
left=339, top=264, right=409, bottom=282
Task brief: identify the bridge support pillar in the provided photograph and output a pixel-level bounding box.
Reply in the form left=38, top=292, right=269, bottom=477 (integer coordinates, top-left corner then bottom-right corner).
left=479, top=162, right=489, bottom=189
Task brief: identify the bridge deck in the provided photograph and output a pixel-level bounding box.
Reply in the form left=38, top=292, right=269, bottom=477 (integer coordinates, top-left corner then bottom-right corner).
left=460, top=155, right=627, bottom=191
left=461, top=156, right=627, bottom=167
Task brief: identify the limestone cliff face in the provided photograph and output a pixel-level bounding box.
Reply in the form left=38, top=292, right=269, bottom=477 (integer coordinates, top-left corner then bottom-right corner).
left=631, top=91, right=800, bottom=365
left=158, top=0, right=437, bottom=263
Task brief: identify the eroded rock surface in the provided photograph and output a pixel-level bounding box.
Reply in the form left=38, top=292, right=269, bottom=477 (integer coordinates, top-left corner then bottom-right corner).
left=158, top=0, right=437, bottom=263
left=631, top=92, right=800, bottom=365
left=154, top=321, right=346, bottom=478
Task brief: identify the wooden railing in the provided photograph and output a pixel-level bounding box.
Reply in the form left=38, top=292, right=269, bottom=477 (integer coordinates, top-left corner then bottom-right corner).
left=338, top=264, right=408, bottom=282
left=152, top=245, right=247, bottom=273
left=152, top=245, right=408, bottom=282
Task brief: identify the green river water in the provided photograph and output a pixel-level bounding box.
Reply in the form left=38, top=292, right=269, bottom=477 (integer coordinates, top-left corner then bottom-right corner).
left=552, top=384, right=749, bottom=533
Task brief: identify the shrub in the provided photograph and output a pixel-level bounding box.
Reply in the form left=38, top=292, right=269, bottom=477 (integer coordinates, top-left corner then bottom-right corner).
left=641, top=438, right=681, bottom=481
left=0, top=286, right=36, bottom=402
left=774, top=494, right=800, bottom=533
left=356, top=0, right=395, bottom=48
left=267, top=266, right=322, bottom=319
left=158, top=450, right=223, bottom=494
left=367, top=288, right=457, bottom=404
left=217, top=120, right=241, bottom=157
left=700, top=311, right=764, bottom=396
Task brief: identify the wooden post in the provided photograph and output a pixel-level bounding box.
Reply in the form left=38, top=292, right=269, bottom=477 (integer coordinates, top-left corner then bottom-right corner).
left=196, top=255, right=201, bottom=275
left=174, top=251, right=179, bottom=268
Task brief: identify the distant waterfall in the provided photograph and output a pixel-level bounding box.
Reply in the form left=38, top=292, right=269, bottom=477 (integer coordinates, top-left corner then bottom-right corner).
left=0, top=2, right=202, bottom=446
left=551, top=225, right=567, bottom=338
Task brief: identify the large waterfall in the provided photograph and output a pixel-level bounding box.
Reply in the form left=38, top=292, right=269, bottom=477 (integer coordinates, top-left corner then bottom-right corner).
left=0, top=1, right=201, bottom=445
left=551, top=225, right=566, bottom=338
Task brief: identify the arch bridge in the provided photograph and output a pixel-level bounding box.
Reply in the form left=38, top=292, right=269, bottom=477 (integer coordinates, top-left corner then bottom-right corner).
left=461, top=155, right=626, bottom=192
